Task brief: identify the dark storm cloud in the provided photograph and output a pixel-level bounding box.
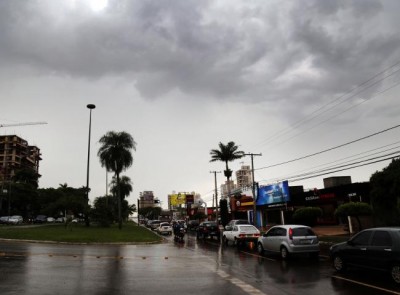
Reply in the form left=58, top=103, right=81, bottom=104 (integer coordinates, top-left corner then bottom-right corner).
left=0, top=0, right=399, bottom=103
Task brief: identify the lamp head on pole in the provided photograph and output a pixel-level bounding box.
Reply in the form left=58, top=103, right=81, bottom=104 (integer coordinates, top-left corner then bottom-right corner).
left=87, top=104, right=96, bottom=110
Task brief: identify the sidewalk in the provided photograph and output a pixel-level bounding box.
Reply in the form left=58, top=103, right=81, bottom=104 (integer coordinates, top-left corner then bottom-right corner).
left=312, top=225, right=349, bottom=237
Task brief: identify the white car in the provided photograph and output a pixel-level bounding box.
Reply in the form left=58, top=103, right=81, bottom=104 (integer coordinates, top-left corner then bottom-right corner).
left=223, top=224, right=260, bottom=246
left=157, top=222, right=172, bottom=235
left=47, top=217, right=56, bottom=223
left=8, top=215, right=23, bottom=224
left=257, top=225, right=320, bottom=259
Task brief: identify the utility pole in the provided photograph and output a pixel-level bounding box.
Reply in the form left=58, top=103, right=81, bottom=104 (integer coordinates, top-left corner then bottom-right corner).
left=244, top=153, right=262, bottom=227
left=210, top=171, right=221, bottom=223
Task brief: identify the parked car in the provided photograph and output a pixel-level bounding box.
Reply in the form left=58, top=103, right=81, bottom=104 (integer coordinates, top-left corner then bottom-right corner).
left=0, top=216, right=10, bottom=224
left=330, top=227, right=400, bottom=284
left=157, top=222, right=173, bottom=235
left=55, top=217, right=66, bottom=223
left=187, top=220, right=199, bottom=231
left=223, top=224, right=260, bottom=246
left=34, top=215, right=47, bottom=223
left=8, top=215, right=23, bottom=225
left=196, top=221, right=220, bottom=240
left=47, top=217, right=55, bottom=223
left=257, top=225, right=320, bottom=259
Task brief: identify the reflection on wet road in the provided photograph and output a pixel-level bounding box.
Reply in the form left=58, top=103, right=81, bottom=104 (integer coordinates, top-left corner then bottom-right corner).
left=0, top=233, right=399, bottom=295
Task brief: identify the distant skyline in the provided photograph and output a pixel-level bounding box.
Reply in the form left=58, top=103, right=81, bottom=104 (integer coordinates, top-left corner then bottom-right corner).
left=1, top=0, right=400, bottom=208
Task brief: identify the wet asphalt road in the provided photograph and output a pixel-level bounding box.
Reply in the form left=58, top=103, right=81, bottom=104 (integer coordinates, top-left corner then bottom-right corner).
left=0, top=232, right=399, bottom=295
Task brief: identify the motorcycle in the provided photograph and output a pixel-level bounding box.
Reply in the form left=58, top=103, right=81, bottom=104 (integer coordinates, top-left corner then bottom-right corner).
left=174, top=227, right=185, bottom=243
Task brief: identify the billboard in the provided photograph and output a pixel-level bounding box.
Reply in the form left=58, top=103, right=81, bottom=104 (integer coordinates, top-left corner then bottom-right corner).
left=170, top=193, right=186, bottom=206
left=256, top=181, right=290, bottom=206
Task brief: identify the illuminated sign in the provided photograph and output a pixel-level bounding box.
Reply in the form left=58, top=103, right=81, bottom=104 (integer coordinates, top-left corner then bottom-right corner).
left=256, top=181, right=290, bottom=206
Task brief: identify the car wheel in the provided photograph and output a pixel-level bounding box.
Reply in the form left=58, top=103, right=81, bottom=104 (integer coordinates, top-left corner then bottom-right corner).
left=280, top=246, right=289, bottom=260
left=391, top=265, right=400, bottom=284
left=257, top=243, right=264, bottom=255
left=333, top=255, right=346, bottom=272
left=223, top=235, right=228, bottom=245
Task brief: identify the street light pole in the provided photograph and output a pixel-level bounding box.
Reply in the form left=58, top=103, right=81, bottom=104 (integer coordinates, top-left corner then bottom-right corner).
left=244, top=153, right=262, bottom=227
left=85, top=104, right=96, bottom=226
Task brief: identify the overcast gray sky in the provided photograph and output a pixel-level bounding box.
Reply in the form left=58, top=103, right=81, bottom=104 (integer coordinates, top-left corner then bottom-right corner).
left=1, top=0, right=400, bottom=207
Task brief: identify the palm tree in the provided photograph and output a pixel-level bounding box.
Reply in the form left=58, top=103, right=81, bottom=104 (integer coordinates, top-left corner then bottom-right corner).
left=98, top=131, right=137, bottom=229
left=110, top=175, right=133, bottom=200
left=210, top=141, right=244, bottom=197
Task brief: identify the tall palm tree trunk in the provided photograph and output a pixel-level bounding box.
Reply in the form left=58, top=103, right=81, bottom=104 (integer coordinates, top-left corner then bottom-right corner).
left=117, top=173, right=122, bottom=229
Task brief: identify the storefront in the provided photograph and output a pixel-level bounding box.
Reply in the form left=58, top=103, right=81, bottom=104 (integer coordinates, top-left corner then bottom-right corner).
left=301, top=182, right=370, bottom=225
left=229, top=181, right=370, bottom=227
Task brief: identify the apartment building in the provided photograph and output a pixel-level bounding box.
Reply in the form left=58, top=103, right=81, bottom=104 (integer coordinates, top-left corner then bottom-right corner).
left=0, top=135, right=41, bottom=183
left=236, top=165, right=252, bottom=188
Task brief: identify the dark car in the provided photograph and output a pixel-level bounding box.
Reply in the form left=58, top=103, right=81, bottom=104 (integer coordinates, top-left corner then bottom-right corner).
left=187, top=220, right=199, bottom=231
left=34, top=215, right=47, bottom=223
left=330, top=227, right=400, bottom=284
left=196, top=221, right=220, bottom=240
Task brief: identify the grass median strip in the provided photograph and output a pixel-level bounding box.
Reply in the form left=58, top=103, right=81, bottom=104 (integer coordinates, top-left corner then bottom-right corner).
left=0, top=223, right=162, bottom=244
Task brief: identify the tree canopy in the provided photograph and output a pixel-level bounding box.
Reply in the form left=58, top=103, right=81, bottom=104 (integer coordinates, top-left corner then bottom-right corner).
left=98, top=131, right=136, bottom=229
left=210, top=141, right=244, bottom=179
left=369, top=158, right=400, bottom=225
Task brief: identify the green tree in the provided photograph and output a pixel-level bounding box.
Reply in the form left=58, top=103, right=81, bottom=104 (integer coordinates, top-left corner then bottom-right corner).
left=369, top=158, right=400, bottom=226
left=138, top=207, right=162, bottom=220
left=210, top=141, right=244, bottom=197
left=335, top=202, right=373, bottom=231
left=292, top=207, right=322, bottom=226
left=110, top=175, right=133, bottom=200
left=12, top=167, right=39, bottom=189
left=98, top=131, right=137, bottom=229
left=91, top=196, right=114, bottom=227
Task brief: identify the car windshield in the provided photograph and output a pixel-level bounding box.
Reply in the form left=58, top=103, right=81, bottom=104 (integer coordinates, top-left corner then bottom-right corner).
left=206, top=223, right=217, bottom=227
left=292, top=227, right=315, bottom=237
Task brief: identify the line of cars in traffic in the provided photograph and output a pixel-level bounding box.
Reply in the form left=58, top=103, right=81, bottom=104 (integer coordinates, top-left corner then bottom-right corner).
left=196, top=219, right=400, bottom=285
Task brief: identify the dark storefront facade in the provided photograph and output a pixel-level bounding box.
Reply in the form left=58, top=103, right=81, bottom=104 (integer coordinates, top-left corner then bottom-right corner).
left=229, top=182, right=371, bottom=228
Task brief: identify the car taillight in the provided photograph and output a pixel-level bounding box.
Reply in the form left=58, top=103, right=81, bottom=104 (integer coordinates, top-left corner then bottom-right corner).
left=289, top=228, right=293, bottom=240
left=254, top=233, right=260, bottom=237
left=239, top=234, right=246, bottom=238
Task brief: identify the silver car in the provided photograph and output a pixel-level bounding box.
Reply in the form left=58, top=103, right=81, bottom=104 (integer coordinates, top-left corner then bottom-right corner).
left=257, top=225, right=320, bottom=259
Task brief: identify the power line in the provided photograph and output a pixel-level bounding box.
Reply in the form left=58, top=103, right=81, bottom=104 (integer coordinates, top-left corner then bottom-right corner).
left=256, top=123, right=400, bottom=170
left=288, top=155, right=399, bottom=183
left=259, top=141, right=400, bottom=184
left=276, top=150, right=400, bottom=182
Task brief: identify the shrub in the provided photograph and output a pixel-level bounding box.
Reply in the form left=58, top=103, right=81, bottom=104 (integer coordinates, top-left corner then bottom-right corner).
left=292, top=207, right=322, bottom=226
left=334, top=202, right=373, bottom=218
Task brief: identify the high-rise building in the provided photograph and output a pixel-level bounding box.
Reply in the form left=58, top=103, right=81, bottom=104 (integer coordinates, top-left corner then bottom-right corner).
left=138, top=191, right=160, bottom=208
left=0, top=135, right=41, bottom=183
left=236, top=165, right=252, bottom=188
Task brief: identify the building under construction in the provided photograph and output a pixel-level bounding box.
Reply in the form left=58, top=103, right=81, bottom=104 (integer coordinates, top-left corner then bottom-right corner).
left=0, top=135, right=42, bottom=183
